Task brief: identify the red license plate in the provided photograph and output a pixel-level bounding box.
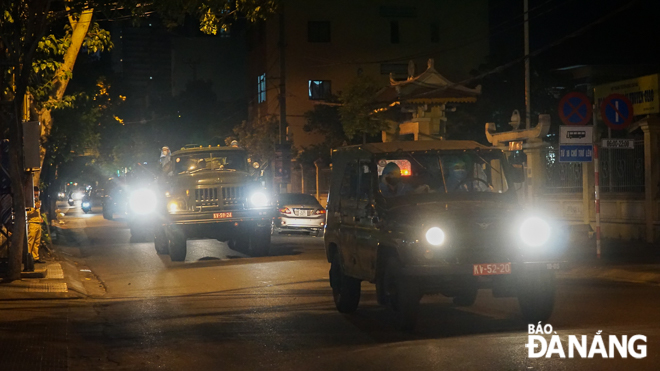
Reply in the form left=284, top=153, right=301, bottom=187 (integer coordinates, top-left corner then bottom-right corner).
left=213, top=212, right=233, bottom=219
left=473, top=262, right=511, bottom=276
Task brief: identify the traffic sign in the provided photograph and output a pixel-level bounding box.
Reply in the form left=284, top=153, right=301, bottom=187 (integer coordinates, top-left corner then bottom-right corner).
left=559, top=125, right=593, bottom=145
left=558, top=92, right=592, bottom=126
left=600, top=94, right=634, bottom=130
left=602, top=139, right=635, bottom=149
left=559, top=145, right=593, bottom=162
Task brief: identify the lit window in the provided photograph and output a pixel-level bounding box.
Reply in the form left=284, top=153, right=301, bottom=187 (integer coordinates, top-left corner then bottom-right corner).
left=257, top=73, right=266, bottom=103
left=308, top=80, right=331, bottom=100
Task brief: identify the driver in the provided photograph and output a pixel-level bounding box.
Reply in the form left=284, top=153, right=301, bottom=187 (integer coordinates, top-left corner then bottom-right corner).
left=443, top=157, right=469, bottom=191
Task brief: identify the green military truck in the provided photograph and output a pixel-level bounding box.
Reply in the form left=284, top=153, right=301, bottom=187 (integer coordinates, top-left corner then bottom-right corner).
left=153, top=145, right=275, bottom=261
left=324, top=140, right=568, bottom=330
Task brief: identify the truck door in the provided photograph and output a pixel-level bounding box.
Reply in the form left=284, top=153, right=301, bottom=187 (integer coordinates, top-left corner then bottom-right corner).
left=337, top=161, right=360, bottom=276
left=354, top=160, right=378, bottom=280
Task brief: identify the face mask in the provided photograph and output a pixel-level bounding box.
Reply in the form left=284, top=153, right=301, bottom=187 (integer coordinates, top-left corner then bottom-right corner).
left=386, top=174, right=401, bottom=186
left=453, top=169, right=467, bottom=178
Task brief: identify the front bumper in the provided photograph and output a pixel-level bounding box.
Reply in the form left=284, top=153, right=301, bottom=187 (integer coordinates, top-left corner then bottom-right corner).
left=275, top=215, right=325, bottom=230
left=401, top=261, right=567, bottom=296
left=167, top=208, right=275, bottom=226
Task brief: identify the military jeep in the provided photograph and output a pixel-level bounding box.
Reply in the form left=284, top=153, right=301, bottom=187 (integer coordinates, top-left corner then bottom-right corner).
left=154, top=145, right=275, bottom=261
left=324, top=141, right=567, bottom=330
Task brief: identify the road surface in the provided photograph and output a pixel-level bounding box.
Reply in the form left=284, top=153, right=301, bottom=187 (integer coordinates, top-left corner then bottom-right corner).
left=0, top=203, right=658, bottom=370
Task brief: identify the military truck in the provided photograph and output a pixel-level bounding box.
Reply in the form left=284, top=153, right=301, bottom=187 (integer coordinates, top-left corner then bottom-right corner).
left=324, top=140, right=567, bottom=330
left=152, top=145, right=275, bottom=261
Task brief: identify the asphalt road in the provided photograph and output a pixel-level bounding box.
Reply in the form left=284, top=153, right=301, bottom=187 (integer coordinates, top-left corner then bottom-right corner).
left=1, top=203, right=659, bottom=370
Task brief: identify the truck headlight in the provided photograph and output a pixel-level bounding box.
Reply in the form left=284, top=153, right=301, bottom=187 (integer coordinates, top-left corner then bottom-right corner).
left=249, top=191, right=269, bottom=207
left=519, top=217, right=551, bottom=247
left=129, top=189, right=157, bottom=215
left=425, top=227, right=445, bottom=246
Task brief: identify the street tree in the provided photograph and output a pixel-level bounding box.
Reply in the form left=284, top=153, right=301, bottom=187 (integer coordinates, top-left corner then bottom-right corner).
left=338, top=75, right=391, bottom=144
left=1, top=0, right=279, bottom=280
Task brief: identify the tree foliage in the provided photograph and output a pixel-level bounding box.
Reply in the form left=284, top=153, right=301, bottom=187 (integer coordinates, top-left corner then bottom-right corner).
left=338, top=75, right=390, bottom=141
left=228, top=115, right=278, bottom=164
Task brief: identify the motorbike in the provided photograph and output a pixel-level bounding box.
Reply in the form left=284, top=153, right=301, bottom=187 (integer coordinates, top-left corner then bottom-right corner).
left=81, top=198, right=92, bottom=213
left=68, top=197, right=75, bottom=206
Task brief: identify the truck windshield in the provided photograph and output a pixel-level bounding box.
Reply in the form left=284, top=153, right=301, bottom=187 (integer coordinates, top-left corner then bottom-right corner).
left=377, top=150, right=510, bottom=199
left=174, top=151, right=247, bottom=173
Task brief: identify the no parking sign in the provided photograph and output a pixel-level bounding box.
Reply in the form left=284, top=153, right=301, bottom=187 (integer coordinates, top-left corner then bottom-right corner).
left=600, top=94, right=634, bottom=130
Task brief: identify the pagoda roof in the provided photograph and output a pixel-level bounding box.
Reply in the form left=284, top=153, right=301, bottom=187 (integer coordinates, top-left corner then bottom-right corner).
left=373, top=59, right=481, bottom=105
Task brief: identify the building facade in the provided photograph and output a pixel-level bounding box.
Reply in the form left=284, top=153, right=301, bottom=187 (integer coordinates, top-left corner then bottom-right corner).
left=247, top=0, right=490, bottom=151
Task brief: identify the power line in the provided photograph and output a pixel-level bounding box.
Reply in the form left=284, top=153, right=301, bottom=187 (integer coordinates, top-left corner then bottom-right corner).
left=417, top=0, right=638, bottom=99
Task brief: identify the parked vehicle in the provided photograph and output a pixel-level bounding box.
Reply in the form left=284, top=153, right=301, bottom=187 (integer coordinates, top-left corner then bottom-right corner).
left=273, top=193, right=325, bottom=236
left=324, top=140, right=568, bottom=330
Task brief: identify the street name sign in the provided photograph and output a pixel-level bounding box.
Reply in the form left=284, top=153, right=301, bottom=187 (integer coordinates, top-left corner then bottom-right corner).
left=558, top=145, right=593, bottom=162
left=600, top=93, right=634, bottom=130
left=558, top=92, right=592, bottom=125
left=559, top=125, right=593, bottom=144
left=601, top=139, right=635, bottom=149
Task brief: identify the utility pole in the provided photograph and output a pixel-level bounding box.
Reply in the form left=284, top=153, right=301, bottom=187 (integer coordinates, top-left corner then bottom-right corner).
left=278, top=11, right=287, bottom=145
left=277, top=10, right=290, bottom=191
left=524, top=0, right=531, bottom=129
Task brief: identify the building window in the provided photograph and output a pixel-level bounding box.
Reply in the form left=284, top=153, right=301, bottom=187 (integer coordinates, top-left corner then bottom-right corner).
left=390, top=21, right=399, bottom=44
left=431, top=22, right=440, bottom=43
left=308, top=21, right=331, bottom=43
left=257, top=73, right=266, bottom=103
left=309, top=80, right=331, bottom=100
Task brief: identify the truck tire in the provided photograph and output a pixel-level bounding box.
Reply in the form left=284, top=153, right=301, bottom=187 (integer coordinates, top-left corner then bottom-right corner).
left=168, top=227, right=187, bottom=262
left=248, top=227, right=271, bottom=257
left=329, top=253, right=361, bottom=313
left=154, top=226, right=169, bottom=255
left=517, top=270, right=556, bottom=323
left=231, top=226, right=271, bottom=257
left=383, top=257, right=421, bottom=331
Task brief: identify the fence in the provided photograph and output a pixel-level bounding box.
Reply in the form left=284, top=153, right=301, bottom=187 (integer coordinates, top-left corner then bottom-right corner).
left=543, top=147, right=583, bottom=193
left=599, top=140, right=645, bottom=193
left=542, top=140, right=645, bottom=194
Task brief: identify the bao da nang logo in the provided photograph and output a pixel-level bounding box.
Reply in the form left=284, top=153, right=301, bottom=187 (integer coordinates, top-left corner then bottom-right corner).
left=526, top=323, right=647, bottom=359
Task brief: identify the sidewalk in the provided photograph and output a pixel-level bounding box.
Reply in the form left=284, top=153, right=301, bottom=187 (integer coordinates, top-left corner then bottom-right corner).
left=559, top=238, right=660, bottom=285
left=0, top=210, right=93, bottom=300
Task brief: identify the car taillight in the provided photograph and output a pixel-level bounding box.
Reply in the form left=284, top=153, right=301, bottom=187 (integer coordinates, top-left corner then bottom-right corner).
left=279, top=207, right=292, bottom=215
left=315, top=209, right=326, bottom=215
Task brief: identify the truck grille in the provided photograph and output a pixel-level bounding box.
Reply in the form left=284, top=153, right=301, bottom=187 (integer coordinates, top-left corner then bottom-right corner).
left=222, top=186, right=244, bottom=206
left=195, top=188, right=219, bottom=207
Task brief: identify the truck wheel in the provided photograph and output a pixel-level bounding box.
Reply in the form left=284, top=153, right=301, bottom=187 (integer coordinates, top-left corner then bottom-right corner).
left=248, top=227, right=271, bottom=257
left=329, top=253, right=361, bottom=313
left=103, top=206, right=113, bottom=220
left=517, top=270, right=556, bottom=323
left=453, top=289, right=478, bottom=307
left=383, top=257, right=421, bottom=331
left=168, top=227, right=187, bottom=262
left=154, top=226, right=169, bottom=255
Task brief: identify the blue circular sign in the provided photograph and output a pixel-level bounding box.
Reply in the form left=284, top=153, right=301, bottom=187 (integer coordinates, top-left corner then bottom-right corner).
left=558, top=92, right=592, bottom=125
left=600, top=94, right=633, bottom=130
